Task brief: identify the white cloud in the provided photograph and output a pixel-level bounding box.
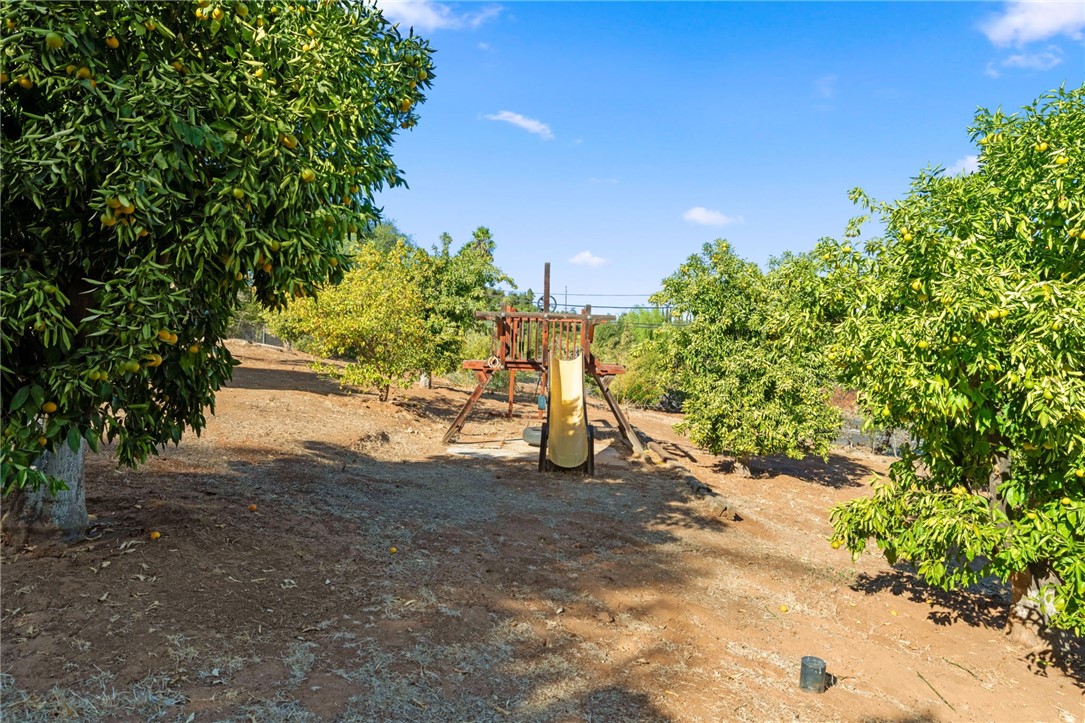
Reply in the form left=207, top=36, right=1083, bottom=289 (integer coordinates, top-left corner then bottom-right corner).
left=984, top=62, right=1002, bottom=78
left=570, top=251, right=610, bottom=268
left=376, top=1, right=502, bottom=32
left=682, top=207, right=743, bottom=226
left=981, top=1, right=1085, bottom=46
left=814, top=74, right=838, bottom=99
left=484, top=110, right=554, bottom=140
left=947, top=155, right=980, bottom=176
left=1002, top=46, right=1064, bottom=69
left=477, top=41, right=491, bottom=50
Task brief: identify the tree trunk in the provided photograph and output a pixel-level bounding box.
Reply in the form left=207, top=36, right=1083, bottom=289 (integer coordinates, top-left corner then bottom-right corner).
left=419, top=371, right=432, bottom=389
left=1007, top=565, right=1059, bottom=648
left=988, top=451, right=1057, bottom=647
left=1, top=441, right=88, bottom=546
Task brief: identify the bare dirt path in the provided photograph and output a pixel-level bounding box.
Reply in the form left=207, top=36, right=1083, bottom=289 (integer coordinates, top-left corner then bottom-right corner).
left=2, top=342, right=1082, bottom=722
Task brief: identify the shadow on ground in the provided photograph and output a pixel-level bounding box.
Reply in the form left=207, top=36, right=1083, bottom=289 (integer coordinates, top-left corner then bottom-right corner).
left=712, top=453, right=875, bottom=489
left=852, top=566, right=1084, bottom=685
left=1, top=433, right=725, bottom=721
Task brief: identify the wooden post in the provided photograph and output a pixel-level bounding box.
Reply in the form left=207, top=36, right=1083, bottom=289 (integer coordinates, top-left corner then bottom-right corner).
left=442, top=369, right=494, bottom=444
left=542, top=262, right=551, bottom=312
left=539, top=264, right=551, bottom=414
left=508, top=370, right=516, bottom=417
left=591, top=371, right=644, bottom=455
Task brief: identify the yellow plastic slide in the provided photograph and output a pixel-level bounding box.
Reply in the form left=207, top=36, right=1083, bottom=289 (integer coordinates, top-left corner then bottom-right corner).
left=546, top=350, right=589, bottom=469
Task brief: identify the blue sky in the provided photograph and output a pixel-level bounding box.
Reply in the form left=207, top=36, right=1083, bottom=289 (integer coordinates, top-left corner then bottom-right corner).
left=374, top=1, right=1084, bottom=308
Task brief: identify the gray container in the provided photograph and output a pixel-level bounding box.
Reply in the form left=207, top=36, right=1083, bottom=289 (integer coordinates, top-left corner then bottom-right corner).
left=799, top=656, right=827, bottom=693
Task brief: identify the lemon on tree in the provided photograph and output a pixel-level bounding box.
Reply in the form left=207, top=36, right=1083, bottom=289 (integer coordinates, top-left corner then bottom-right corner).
left=1, top=0, right=435, bottom=540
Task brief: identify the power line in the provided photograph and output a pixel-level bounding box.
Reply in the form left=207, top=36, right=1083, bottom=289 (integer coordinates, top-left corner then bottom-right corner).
left=554, top=304, right=670, bottom=310
left=561, top=292, right=659, bottom=297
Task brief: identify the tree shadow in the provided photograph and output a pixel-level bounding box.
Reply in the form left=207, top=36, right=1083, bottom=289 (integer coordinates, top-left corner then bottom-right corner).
left=712, top=453, right=874, bottom=489
left=224, top=364, right=353, bottom=397
left=852, top=566, right=1084, bottom=686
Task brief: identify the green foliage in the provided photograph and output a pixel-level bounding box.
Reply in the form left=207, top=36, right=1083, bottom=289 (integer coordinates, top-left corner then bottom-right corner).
left=266, top=228, right=509, bottom=398
left=357, top=221, right=410, bottom=255
left=826, top=87, right=1085, bottom=634
left=413, top=226, right=513, bottom=376
left=592, top=307, right=676, bottom=408
left=0, top=0, right=433, bottom=492
left=492, top=287, right=536, bottom=312
left=265, top=242, right=426, bottom=399
left=651, top=241, right=840, bottom=462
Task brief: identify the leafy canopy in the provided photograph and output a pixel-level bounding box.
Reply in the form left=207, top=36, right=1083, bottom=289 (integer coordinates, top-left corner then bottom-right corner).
left=267, top=241, right=427, bottom=400
left=650, top=241, right=840, bottom=463
left=266, top=227, right=510, bottom=396
left=413, top=226, right=514, bottom=376
left=0, top=0, right=433, bottom=492
left=826, top=86, right=1085, bottom=634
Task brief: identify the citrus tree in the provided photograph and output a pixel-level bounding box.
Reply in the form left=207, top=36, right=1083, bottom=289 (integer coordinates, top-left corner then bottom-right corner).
left=413, top=227, right=513, bottom=384
left=267, top=228, right=511, bottom=395
left=651, top=241, right=840, bottom=475
left=0, top=0, right=434, bottom=537
left=825, top=87, right=1085, bottom=639
left=265, top=241, right=426, bottom=400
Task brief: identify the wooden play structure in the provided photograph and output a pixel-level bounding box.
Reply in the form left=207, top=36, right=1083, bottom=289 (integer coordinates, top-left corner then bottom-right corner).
left=442, top=264, right=645, bottom=466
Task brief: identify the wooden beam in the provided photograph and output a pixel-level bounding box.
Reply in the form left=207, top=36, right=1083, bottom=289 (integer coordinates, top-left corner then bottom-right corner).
left=507, top=370, right=516, bottom=418
left=591, top=371, right=644, bottom=456
left=474, top=311, right=617, bottom=322
left=441, top=369, right=494, bottom=444
left=543, top=262, right=551, bottom=312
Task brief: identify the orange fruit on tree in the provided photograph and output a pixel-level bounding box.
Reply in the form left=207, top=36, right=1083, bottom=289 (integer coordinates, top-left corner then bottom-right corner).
left=45, top=32, right=64, bottom=49
left=300, top=168, right=316, bottom=182
left=105, top=36, right=119, bottom=49
left=157, top=329, right=172, bottom=341
left=76, top=66, right=92, bottom=79
left=41, top=401, right=58, bottom=414
left=18, top=77, right=33, bottom=89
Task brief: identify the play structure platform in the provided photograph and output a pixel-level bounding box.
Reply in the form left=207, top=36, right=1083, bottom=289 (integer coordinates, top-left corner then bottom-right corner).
left=442, top=265, right=645, bottom=470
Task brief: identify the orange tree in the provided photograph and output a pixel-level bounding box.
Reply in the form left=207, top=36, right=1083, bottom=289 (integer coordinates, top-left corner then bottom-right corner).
left=650, top=241, right=840, bottom=475
left=824, top=87, right=1084, bottom=638
left=0, top=0, right=433, bottom=535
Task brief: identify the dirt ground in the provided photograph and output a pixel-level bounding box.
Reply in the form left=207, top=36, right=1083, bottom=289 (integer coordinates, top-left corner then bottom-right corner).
left=2, top=342, right=1082, bottom=722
